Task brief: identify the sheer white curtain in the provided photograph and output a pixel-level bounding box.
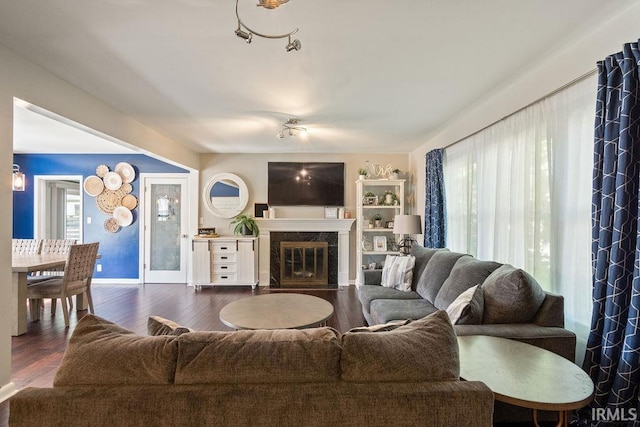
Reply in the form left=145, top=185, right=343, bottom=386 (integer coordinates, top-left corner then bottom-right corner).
left=445, top=74, right=596, bottom=359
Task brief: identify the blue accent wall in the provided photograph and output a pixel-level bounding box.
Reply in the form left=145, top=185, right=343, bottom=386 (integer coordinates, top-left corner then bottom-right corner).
left=13, top=154, right=188, bottom=280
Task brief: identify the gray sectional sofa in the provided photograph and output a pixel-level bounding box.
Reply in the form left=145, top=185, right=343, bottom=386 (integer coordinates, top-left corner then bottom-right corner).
left=357, top=244, right=576, bottom=361
left=357, top=244, right=578, bottom=423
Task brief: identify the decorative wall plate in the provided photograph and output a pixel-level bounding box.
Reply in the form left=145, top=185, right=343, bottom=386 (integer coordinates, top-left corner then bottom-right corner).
left=115, top=162, right=136, bottom=183
left=96, top=164, right=109, bottom=178
left=121, top=194, right=138, bottom=210
left=96, top=190, right=121, bottom=214
left=113, top=206, right=133, bottom=227
left=104, top=171, right=123, bottom=190
left=120, top=182, right=133, bottom=194
left=104, top=217, right=120, bottom=233
left=83, top=176, right=104, bottom=196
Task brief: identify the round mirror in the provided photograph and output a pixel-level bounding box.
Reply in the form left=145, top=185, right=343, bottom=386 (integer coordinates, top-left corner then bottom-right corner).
left=203, top=173, right=249, bottom=218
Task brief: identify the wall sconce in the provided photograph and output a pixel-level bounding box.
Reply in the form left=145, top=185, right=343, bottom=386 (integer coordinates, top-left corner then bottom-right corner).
left=12, top=164, right=25, bottom=192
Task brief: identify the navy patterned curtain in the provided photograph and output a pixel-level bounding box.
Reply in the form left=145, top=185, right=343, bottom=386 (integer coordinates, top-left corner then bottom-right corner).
left=581, top=39, right=640, bottom=426
left=424, top=148, right=446, bottom=248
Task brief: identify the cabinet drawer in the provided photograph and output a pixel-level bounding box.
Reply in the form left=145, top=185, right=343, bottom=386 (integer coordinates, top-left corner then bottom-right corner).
left=212, top=242, right=237, bottom=253
left=213, top=253, right=237, bottom=263
left=212, top=263, right=237, bottom=273
left=212, top=273, right=237, bottom=284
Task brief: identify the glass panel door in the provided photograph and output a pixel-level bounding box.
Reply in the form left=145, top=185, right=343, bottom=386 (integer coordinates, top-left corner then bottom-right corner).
left=143, top=177, right=188, bottom=283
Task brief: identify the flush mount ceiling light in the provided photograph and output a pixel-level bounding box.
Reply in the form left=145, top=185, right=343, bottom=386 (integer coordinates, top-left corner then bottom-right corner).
left=277, top=118, right=307, bottom=139
left=235, top=0, right=301, bottom=52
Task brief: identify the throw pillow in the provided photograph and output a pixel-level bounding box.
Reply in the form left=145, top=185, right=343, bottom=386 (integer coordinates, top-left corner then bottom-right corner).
left=147, top=315, right=193, bottom=336
left=482, top=264, right=547, bottom=324
left=445, top=284, right=484, bottom=325
left=433, top=256, right=501, bottom=310
left=54, top=314, right=179, bottom=386
left=347, top=319, right=412, bottom=333
left=340, top=310, right=459, bottom=382
left=381, top=255, right=416, bottom=291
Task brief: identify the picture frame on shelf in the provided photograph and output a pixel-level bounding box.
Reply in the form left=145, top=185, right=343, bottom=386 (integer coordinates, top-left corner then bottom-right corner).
left=324, top=207, right=338, bottom=219
left=373, top=236, right=387, bottom=252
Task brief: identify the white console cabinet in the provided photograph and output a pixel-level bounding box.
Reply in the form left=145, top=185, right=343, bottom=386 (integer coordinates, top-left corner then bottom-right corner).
left=192, top=237, right=259, bottom=290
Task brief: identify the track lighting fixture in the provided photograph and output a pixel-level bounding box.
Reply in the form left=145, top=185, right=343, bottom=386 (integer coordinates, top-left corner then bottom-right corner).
left=277, top=118, right=307, bottom=139
left=235, top=25, right=252, bottom=43
left=234, top=0, right=301, bottom=52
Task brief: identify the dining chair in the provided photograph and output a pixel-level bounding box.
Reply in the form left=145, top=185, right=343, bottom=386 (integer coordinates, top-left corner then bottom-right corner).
left=27, top=242, right=99, bottom=327
left=12, top=238, right=42, bottom=255
left=28, top=239, right=78, bottom=314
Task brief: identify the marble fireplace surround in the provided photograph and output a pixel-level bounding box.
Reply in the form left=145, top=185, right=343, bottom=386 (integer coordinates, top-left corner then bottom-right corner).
left=255, top=218, right=355, bottom=287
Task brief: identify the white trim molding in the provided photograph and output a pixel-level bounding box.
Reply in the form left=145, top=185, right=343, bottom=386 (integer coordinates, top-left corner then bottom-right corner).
left=255, top=218, right=355, bottom=286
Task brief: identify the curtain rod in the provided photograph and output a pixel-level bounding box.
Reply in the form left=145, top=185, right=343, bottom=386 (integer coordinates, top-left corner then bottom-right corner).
left=446, top=68, right=598, bottom=148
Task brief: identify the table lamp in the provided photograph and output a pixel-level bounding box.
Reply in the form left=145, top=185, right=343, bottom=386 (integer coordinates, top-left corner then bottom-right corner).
left=393, top=214, right=422, bottom=255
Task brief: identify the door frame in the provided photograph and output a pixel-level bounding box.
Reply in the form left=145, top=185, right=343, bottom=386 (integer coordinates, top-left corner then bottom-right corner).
left=33, top=175, right=83, bottom=241
left=138, top=172, right=199, bottom=284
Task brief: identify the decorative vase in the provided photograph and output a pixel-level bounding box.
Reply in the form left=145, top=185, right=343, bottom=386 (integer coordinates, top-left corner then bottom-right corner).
left=242, top=224, right=253, bottom=236
left=359, top=175, right=366, bottom=180
left=392, top=172, right=399, bottom=180
left=385, top=194, right=393, bottom=205
left=374, top=220, right=383, bottom=228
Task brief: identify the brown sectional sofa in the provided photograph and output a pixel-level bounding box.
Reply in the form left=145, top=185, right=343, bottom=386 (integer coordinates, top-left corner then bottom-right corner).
left=10, top=313, right=494, bottom=426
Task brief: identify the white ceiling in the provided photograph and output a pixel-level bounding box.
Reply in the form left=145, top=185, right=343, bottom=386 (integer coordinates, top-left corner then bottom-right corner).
left=2, top=0, right=637, bottom=154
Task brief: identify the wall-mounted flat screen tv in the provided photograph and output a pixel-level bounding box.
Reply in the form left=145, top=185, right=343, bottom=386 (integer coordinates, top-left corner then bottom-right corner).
left=268, top=162, right=345, bottom=206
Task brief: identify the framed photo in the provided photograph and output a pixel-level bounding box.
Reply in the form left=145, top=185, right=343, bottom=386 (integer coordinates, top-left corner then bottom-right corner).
left=373, top=236, right=387, bottom=252
left=324, top=207, right=338, bottom=219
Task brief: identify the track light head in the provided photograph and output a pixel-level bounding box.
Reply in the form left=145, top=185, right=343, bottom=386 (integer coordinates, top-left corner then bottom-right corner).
left=235, top=26, right=253, bottom=43
left=286, top=37, right=301, bottom=52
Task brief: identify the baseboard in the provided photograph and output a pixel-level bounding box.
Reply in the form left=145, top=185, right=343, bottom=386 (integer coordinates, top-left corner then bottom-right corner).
left=0, top=382, right=18, bottom=403
left=92, top=278, right=141, bottom=285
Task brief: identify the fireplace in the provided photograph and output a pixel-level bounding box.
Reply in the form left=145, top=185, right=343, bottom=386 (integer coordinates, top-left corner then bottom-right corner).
left=270, top=232, right=338, bottom=287
left=280, top=242, right=328, bottom=287
left=255, top=218, right=355, bottom=287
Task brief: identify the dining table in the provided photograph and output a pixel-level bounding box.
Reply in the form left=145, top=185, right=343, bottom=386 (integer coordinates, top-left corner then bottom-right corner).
left=11, top=253, right=71, bottom=336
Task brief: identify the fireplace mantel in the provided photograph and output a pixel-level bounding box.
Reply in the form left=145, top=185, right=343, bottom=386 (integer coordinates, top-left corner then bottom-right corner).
left=256, top=218, right=355, bottom=232
left=255, top=218, right=355, bottom=286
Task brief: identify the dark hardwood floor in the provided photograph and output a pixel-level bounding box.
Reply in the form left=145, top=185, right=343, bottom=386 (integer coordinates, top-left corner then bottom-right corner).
left=1, top=283, right=367, bottom=426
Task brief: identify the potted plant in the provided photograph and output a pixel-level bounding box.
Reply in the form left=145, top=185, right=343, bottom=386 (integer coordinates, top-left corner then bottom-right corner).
left=372, top=213, right=383, bottom=228
left=357, top=168, right=368, bottom=180
left=230, top=214, right=260, bottom=236
left=363, top=191, right=377, bottom=206
left=391, top=168, right=401, bottom=180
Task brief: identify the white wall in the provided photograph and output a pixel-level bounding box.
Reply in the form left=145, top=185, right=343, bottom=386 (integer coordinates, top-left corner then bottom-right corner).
left=410, top=2, right=640, bottom=215
left=199, top=153, right=410, bottom=281
left=0, top=43, right=199, bottom=401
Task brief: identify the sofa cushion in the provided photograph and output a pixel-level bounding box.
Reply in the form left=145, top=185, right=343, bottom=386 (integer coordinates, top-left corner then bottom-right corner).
left=358, top=285, right=421, bottom=312
left=434, top=256, right=502, bottom=310
left=446, top=284, right=484, bottom=325
left=410, top=245, right=444, bottom=291
left=370, top=298, right=439, bottom=324
left=381, top=255, right=415, bottom=291
left=341, top=310, right=459, bottom=382
left=482, top=264, right=547, bottom=324
left=147, top=315, right=193, bottom=336
left=174, top=327, right=341, bottom=384
left=416, top=250, right=467, bottom=303
left=54, top=315, right=179, bottom=386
